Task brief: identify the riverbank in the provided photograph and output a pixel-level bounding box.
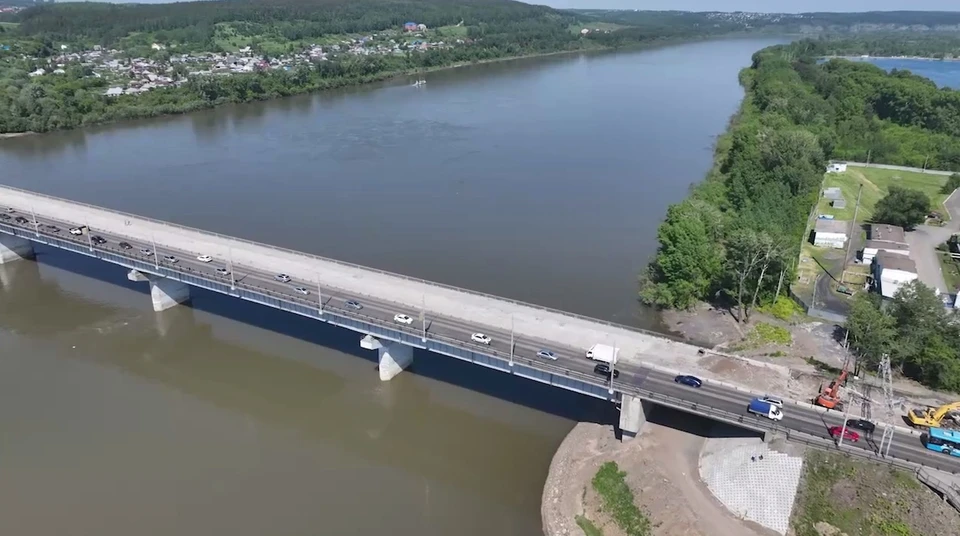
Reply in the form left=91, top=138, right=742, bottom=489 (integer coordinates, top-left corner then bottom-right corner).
left=0, top=33, right=789, bottom=138
left=540, top=419, right=776, bottom=536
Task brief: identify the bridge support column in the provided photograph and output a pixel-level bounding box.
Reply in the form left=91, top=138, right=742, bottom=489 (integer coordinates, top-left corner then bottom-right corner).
left=618, top=395, right=653, bottom=442
left=128, top=270, right=191, bottom=312
left=0, top=234, right=34, bottom=264
left=361, top=335, right=414, bottom=381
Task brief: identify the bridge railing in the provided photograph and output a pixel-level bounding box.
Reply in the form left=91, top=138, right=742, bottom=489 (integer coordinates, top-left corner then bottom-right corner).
left=0, top=184, right=695, bottom=345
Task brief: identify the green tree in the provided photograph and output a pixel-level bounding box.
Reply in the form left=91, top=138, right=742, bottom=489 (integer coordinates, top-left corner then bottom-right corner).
left=872, top=186, right=930, bottom=231
left=942, top=173, right=960, bottom=195
left=844, top=292, right=896, bottom=369
left=640, top=200, right=724, bottom=309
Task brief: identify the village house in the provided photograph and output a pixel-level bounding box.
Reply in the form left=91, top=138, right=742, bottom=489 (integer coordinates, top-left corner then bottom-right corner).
left=872, top=250, right=919, bottom=299
left=812, top=217, right=849, bottom=249
left=862, top=224, right=909, bottom=265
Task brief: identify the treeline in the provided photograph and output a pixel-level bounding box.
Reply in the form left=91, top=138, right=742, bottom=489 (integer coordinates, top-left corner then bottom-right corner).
left=813, top=33, right=960, bottom=59
left=12, top=0, right=577, bottom=48
left=846, top=281, right=960, bottom=392
left=641, top=39, right=960, bottom=316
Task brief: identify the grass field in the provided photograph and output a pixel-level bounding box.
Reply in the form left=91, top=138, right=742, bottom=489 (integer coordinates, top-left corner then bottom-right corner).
left=790, top=450, right=954, bottom=536
left=0, top=22, right=19, bottom=30
left=817, top=166, right=950, bottom=223
left=568, top=22, right=629, bottom=34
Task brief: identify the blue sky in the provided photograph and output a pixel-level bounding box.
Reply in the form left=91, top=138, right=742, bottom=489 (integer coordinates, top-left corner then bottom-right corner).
left=540, top=1, right=957, bottom=11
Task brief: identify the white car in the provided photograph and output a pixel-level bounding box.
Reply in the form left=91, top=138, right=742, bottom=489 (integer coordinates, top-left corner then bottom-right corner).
left=761, top=396, right=784, bottom=408
left=140, top=248, right=153, bottom=256
left=294, top=287, right=310, bottom=295
left=275, top=274, right=292, bottom=283
left=197, top=254, right=213, bottom=263
left=471, top=333, right=492, bottom=345
left=69, top=227, right=83, bottom=236
left=163, top=255, right=178, bottom=263
left=216, top=268, right=230, bottom=276
left=394, top=313, right=413, bottom=325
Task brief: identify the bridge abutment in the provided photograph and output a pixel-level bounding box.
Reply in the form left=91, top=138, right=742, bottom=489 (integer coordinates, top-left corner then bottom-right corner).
left=128, top=270, right=191, bottom=312
left=361, top=335, right=414, bottom=381
left=0, top=234, right=34, bottom=264
left=618, top=394, right=653, bottom=441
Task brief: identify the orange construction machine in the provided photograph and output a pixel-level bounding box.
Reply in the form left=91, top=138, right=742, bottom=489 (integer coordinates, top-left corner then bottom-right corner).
left=815, top=364, right=849, bottom=410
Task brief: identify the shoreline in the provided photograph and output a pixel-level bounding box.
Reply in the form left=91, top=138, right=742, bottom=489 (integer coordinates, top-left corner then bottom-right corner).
left=0, top=33, right=788, bottom=139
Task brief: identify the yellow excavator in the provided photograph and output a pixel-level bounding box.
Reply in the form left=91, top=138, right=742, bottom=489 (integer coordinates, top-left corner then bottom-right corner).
left=907, top=402, right=960, bottom=429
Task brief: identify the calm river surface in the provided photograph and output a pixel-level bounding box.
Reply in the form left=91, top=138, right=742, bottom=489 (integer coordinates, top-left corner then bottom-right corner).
left=0, top=37, right=787, bottom=536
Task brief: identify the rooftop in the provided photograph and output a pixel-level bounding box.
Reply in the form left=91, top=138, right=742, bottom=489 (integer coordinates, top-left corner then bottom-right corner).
left=875, top=250, right=918, bottom=273
left=814, top=218, right=850, bottom=234
left=864, top=240, right=909, bottom=251
left=869, top=224, right=907, bottom=244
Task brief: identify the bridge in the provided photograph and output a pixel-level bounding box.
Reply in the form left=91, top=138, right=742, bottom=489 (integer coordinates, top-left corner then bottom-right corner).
left=1, top=184, right=959, bottom=473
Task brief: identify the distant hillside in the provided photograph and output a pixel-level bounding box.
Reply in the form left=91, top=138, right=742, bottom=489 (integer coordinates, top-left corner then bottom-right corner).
left=12, top=0, right=573, bottom=44
left=571, top=10, right=960, bottom=34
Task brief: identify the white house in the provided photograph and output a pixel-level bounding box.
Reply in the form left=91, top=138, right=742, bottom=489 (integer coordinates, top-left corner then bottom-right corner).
left=826, top=161, right=848, bottom=173
left=813, top=218, right=849, bottom=249
left=862, top=224, right=909, bottom=265
left=873, top=250, right=919, bottom=299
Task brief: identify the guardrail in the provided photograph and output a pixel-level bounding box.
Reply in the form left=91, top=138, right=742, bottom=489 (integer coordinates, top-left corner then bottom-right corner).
left=0, top=186, right=698, bottom=346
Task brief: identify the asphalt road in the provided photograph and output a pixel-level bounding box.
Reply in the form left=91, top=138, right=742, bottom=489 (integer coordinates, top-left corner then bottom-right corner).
left=3, top=210, right=960, bottom=473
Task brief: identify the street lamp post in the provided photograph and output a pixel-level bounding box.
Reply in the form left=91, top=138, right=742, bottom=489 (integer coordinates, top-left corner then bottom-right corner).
left=228, top=247, right=236, bottom=291
left=420, top=294, right=427, bottom=343
left=608, top=339, right=616, bottom=394
left=151, top=234, right=159, bottom=270
left=31, top=206, right=39, bottom=237
left=85, top=223, right=93, bottom=252
left=509, top=314, right=515, bottom=367
left=317, top=273, right=323, bottom=316
left=837, top=401, right=851, bottom=448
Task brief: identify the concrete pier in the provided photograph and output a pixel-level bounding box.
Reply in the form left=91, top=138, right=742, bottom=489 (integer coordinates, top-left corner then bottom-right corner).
left=0, top=234, right=34, bottom=264
left=618, top=394, right=653, bottom=441
left=361, top=335, right=414, bottom=381
left=127, top=270, right=191, bottom=312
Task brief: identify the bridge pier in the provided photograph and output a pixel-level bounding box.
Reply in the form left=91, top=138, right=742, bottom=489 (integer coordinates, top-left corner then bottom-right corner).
left=618, top=394, right=653, bottom=441
left=128, top=270, right=191, bottom=312
left=0, top=234, right=34, bottom=264
left=361, top=335, right=414, bottom=381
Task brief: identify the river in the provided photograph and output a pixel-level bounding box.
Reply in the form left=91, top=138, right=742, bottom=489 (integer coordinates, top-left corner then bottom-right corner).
left=0, top=37, right=788, bottom=536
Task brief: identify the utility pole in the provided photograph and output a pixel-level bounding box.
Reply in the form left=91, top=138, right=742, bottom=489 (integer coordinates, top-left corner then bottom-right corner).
left=841, top=183, right=864, bottom=284
left=866, top=148, right=872, bottom=165
left=923, top=155, right=930, bottom=172
left=837, top=401, right=851, bottom=448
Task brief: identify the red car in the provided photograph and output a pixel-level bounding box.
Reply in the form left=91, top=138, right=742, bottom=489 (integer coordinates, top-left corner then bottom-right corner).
left=828, top=426, right=860, bottom=442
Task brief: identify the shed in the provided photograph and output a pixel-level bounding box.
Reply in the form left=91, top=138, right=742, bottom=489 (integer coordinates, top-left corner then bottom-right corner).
left=872, top=250, right=918, bottom=299
left=812, top=218, right=849, bottom=249
left=826, top=161, right=848, bottom=173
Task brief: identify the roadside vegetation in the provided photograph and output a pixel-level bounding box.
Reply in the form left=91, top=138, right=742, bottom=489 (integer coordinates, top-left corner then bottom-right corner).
left=791, top=449, right=960, bottom=536
left=591, top=462, right=652, bottom=536
left=817, top=167, right=950, bottom=224
left=845, top=280, right=960, bottom=392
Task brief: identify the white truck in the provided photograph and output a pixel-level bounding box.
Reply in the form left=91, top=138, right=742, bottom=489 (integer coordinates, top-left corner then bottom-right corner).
left=585, top=343, right=619, bottom=364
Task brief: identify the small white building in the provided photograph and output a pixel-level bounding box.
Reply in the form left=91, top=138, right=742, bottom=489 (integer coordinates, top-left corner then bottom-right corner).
left=813, top=218, right=849, bottom=249
left=873, top=250, right=919, bottom=299
left=826, top=161, right=848, bottom=173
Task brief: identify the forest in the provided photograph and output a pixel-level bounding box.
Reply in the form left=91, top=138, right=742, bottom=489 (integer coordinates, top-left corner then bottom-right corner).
left=640, top=38, right=960, bottom=390
left=0, top=1, right=763, bottom=134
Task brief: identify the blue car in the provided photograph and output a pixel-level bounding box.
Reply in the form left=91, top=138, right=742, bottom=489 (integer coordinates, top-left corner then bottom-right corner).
left=674, top=375, right=703, bottom=388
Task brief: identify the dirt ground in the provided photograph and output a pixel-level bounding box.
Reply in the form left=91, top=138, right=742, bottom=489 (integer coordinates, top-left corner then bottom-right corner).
left=789, top=450, right=960, bottom=536
left=662, top=304, right=955, bottom=416
left=541, top=420, right=777, bottom=536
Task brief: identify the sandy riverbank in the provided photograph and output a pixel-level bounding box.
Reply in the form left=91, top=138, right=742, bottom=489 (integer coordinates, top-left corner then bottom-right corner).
left=540, top=419, right=777, bottom=536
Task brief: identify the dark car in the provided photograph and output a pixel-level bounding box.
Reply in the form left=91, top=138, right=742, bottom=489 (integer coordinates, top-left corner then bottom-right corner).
left=46, top=225, right=60, bottom=233
left=845, top=419, right=876, bottom=434
left=14, top=216, right=29, bottom=224
left=593, top=363, right=620, bottom=379
left=118, top=241, right=133, bottom=250
left=91, top=235, right=107, bottom=245
left=674, top=375, right=703, bottom=388
left=0, top=214, right=10, bottom=221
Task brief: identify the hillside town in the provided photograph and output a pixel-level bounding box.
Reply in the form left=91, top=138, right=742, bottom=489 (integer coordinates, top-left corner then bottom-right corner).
left=18, top=23, right=461, bottom=97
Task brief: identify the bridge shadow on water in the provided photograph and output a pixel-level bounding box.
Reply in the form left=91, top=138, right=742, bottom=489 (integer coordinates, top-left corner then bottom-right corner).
left=15, top=246, right=618, bottom=426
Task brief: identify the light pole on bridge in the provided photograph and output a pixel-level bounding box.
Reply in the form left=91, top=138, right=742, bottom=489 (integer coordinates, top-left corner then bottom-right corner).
left=317, top=272, right=323, bottom=316
left=31, top=206, right=39, bottom=237
left=509, top=313, right=515, bottom=368
left=151, top=233, right=159, bottom=270
left=85, top=222, right=93, bottom=252
left=228, top=246, right=236, bottom=291
left=420, top=294, right=427, bottom=343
